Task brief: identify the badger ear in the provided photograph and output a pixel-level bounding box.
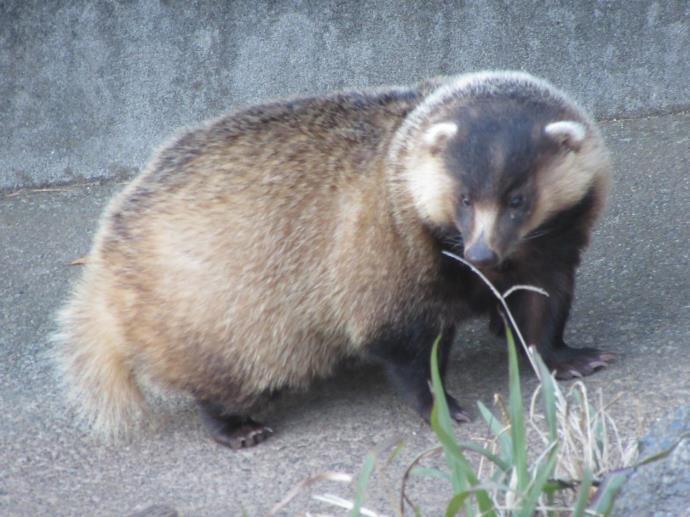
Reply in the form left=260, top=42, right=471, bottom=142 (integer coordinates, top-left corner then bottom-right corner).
left=544, top=120, right=586, bottom=151
left=423, top=122, right=458, bottom=154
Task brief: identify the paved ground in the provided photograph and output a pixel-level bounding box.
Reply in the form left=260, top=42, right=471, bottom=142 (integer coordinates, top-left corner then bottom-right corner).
left=1, top=112, right=689, bottom=516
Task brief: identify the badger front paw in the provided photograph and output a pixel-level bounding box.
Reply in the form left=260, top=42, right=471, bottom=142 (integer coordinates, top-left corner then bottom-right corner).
left=416, top=390, right=471, bottom=424
left=541, top=345, right=616, bottom=380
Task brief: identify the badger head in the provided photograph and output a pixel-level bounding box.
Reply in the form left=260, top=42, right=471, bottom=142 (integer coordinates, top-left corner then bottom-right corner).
left=392, top=71, right=610, bottom=269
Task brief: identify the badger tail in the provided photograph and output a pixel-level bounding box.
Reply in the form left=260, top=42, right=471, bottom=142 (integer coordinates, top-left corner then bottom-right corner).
left=50, top=277, right=146, bottom=441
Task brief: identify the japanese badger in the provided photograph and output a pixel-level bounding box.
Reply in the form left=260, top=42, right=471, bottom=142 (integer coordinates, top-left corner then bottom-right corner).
left=52, top=71, right=612, bottom=448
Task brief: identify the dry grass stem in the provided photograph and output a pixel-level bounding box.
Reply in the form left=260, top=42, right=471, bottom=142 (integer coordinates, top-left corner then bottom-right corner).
left=267, top=471, right=352, bottom=516
left=399, top=446, right=443, bottom=515
left=311, top=494, right=385, bottom=516
left=442, top=250, right=546, bottom=377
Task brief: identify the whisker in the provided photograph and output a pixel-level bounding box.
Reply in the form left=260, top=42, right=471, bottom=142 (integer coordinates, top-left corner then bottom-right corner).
left=440, top=233, right=465, bottom=254
left=522, top=227, right=553, bottom=241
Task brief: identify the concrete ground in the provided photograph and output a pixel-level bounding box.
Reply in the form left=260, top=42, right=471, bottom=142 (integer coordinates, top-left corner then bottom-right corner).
left=1, top=112, right=688, bottom=515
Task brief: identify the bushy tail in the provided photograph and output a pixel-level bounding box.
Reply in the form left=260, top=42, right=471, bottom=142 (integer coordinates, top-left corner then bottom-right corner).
left=51, top=280, right=146, bottom=441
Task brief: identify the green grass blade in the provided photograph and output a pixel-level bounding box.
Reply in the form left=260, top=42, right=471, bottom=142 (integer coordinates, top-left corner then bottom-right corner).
left=430, top=408, right=470, bottom=490
left=532, top=348, right=558, bottom=443
left=350, top=450, right=376, bottom=516
left=589, top=472, right=626, bottom=516
left=430, top=336, right=496, bottom=516
left=546, top=485, right=556, bottom=517
left=477, top=401, right=512, bottom=464
left=533, top=349, right=560, bottom=517
left=457, top=440, right=511, bottom=472
left=429, top=335, right=467, bottom=495
left=631, top=431, right=689, bottom=467
left=445, top=491, right=473, bottom=517
left=518, top=444, right=559, bottom=517
left=541, top=479, right=575, bottom=495
left=571, top=467, right=594, bottom=517
left=384, top=440, right=405, bottom=465
left=506, top=326, right=528, bottom=493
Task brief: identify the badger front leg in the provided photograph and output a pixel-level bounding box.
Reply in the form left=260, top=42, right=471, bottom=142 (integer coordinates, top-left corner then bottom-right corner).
left=368, top=322, right=470, bottom=423
left=506, top=268, right=615, bottom=379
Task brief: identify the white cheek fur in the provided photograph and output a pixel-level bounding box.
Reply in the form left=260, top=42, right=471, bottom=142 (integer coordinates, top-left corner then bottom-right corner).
left=405, top=154, right=457, bottom=226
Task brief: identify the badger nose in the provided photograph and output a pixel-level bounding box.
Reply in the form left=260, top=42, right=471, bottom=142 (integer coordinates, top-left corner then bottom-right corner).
left=464, top=236, right=498, bottom=267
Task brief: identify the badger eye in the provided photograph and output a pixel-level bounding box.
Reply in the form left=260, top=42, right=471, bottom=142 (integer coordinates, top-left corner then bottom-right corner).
left=461, top=195, right=471, bottom=207
left=509, top=194, right=524, bottom=208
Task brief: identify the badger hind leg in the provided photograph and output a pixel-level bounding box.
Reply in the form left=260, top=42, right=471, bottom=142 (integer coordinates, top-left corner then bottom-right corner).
left=196, top=400, right=273, bottom=450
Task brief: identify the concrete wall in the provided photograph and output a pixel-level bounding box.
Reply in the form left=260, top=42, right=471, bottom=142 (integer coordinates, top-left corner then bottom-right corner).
left=2, top=0, right=688, bottom=191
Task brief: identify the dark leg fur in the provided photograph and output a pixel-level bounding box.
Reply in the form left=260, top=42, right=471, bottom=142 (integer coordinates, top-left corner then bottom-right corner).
left=506, top=267, right=615, bottom=379
left=368, top=321, right=470, bottom=424
left=197, top=401, right=273, bottom=450
left=488, top=304, right=506, bottom=337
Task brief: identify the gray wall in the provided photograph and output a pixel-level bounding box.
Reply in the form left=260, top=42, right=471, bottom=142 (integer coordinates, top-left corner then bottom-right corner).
left=2, top=0, right=688, bottom=191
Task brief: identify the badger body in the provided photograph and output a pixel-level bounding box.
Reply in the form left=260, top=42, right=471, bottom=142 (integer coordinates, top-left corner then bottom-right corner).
left=53, top=72, right=612, bottom=448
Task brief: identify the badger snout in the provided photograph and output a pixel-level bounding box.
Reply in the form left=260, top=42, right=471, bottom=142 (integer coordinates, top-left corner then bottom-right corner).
left=464, top=233, right=499, bottom=268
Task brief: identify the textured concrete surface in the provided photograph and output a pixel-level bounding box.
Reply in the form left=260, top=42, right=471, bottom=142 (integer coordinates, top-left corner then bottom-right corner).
left=613, top=405, right=690, bottom=517
left=1, top=111, right=688, bottom=515
left=2, top=1, right=689, bottom=190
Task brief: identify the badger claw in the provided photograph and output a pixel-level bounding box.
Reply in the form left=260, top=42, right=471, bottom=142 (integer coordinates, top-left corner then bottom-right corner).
left=224, top=422, right=274, bottom=450
left=446, top=394, right=472, bottom=423
left=544, top=346, right=616, bottom=380
left=209, top=417, right=273, bottom=450
left=567, top=369, right=583, bottom=379
left=197, top=401, right=273, bottom=450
